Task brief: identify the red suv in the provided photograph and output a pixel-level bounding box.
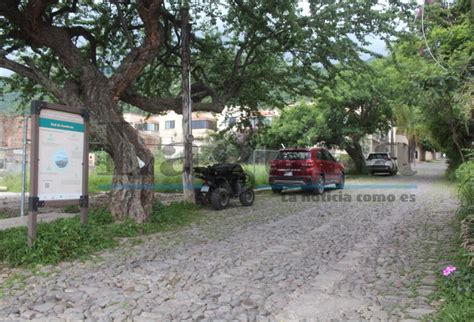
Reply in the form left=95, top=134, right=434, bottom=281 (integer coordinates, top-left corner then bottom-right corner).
left=269, top=148, right=345, bottom=194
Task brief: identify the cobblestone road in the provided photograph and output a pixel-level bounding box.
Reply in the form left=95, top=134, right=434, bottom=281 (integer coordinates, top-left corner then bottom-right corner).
left=0, top=161, right=458, bottom=321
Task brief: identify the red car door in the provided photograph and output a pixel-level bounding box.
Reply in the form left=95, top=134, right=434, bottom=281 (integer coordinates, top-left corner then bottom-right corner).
left=323, top=150, right=339, bottom=183
left=316, top=149, right=331, bottom=183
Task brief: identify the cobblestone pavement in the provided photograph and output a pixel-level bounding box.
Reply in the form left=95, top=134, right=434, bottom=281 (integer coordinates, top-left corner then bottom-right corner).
left=0, top=161, right=458, bottom=321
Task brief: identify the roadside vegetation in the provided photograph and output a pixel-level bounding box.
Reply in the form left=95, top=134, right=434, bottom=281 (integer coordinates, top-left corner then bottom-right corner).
left=429, top=158, right=474, bottom=321
left=0, top=202, right=201, bottom=267
left=0, top=162, right=268, bottom=194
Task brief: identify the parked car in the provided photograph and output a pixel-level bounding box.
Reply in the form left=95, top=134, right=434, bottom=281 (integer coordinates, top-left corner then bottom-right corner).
left=366, top=152, right=398, bottom=175
left=269, top=148, right=345, bottom=194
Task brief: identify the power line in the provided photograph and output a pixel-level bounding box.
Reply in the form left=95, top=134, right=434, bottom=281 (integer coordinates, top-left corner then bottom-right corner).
left=420, top=3, right=448, bottom=72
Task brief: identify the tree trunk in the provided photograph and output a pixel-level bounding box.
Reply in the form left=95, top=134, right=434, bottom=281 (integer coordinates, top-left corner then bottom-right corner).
left=345, top=137, right=367, bottom=174
left=181, top=5, right=195, bottom=203
left=71, top=86, right=155, bottom=223
left=408, top=134, right=416, bottom=163
left=449, top=120, right=465, bottom=163
left=105, top=115, right=154, bottom=223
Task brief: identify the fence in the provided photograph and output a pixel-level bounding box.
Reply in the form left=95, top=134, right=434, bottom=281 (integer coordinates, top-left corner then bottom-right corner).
left=90, top=144, right=278, bottom=181
left=0, top=147, right=26, bottom=174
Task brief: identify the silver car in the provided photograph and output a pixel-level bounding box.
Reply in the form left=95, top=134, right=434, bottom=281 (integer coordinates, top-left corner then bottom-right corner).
left=366, top=152, right=398, bottom=175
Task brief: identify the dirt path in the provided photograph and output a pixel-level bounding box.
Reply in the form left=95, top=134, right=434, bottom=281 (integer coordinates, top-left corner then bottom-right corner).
left=0, top=161, right=457, bottom=321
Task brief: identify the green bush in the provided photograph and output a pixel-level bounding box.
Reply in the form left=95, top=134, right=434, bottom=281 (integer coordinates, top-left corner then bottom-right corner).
left=338, top=154, right=356, bottom=174
left=456, top=161, right=474, bottom=208
left=243, top=164, right=268, bottom=187
left=0, top=203, right=201, bottom=267
left=431, top=159, right=474, bottom=320
left=431, top=241, right=474, bottom=321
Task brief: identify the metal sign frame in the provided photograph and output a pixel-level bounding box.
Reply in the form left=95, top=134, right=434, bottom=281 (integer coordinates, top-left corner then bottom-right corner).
left=28, top=101, right=90, bottom=245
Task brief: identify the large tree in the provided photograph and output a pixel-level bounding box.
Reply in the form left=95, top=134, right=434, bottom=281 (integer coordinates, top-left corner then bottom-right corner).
left=387, top=0, right=473, bottom=168
left=259, top=62, right=393, bottom=174
left=0, top=0, right=403, bottom=221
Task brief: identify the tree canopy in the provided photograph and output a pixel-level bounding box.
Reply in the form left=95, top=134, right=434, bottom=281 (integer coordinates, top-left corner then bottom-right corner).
left=388, top=0, right=473, bottom=167
left=0, top=0, right=405, bottom=221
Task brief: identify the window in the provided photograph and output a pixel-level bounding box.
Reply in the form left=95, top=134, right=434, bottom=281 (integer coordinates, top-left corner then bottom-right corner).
left=323, top=150, right=336, bottom=162
left=262, top=116, right=273, bottom=126
left=250, top=118, right=258, bottom=128
left=276, top=151, right=310, bottom=160
left=165, top=120, right=175, bottom=129
left=317, top=150, right=324, bottom=160
left=147, top=123, right=158, bottom=132
left=227, top=117, right=237, bottom=127
left=192, top=120, right=217, bottom=130
left=134, top=123, right=147, bottom=131
left=367, top=153, right=389, bottom=160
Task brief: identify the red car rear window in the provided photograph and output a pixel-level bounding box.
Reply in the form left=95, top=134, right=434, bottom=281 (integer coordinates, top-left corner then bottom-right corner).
left=275, top=151, right=310, bottom=160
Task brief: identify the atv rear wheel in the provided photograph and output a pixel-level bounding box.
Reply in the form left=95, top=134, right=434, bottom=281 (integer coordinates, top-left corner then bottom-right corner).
left=195, top=191, right=206, bottom=205
left=210, top=188, right=230, bottom=210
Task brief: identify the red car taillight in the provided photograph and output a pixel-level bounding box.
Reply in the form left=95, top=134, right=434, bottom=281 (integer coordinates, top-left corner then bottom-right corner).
left=269, top=163, right=276, bottom=175
left=304, top=159, right=315, bottom=174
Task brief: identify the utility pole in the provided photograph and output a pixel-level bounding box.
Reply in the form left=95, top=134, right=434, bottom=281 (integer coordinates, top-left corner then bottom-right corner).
left=181, top=3, right=195, bottom=203
left=20, top=115, right=28, bottom=218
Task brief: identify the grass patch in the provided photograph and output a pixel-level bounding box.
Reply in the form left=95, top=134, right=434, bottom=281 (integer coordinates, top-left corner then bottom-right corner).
left=63, top=205, right=80, bottom=213
left=429, top=226, right=474, bottom=321
left=0, top=202, right=201, bottom=267
left=1, top=162, right=269, bottom=193
left=243, top=164, right=268, bottom=187
left=0, top=172, right=28, bottom=192
left=428, top=162, right=474, bottom=321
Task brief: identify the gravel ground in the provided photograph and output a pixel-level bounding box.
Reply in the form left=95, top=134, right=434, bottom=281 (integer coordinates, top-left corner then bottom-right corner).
left=0, top=161, right=458, bottom=321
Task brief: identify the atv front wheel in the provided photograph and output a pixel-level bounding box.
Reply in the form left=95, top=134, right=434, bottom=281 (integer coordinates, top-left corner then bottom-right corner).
left=239, top=189, right=255, bottom=206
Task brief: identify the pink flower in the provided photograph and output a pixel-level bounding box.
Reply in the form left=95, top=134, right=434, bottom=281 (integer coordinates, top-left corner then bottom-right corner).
left=442, top=265, right=456, bottom=276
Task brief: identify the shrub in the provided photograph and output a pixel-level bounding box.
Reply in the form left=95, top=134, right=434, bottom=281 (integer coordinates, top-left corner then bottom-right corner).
left=0, top=203, right=201, bottom=267
left=456, top=161, right=474, bottom=208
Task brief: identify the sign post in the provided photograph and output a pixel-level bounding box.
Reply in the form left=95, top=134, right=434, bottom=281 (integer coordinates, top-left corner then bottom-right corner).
left=28, top=101, right=89, bottom=245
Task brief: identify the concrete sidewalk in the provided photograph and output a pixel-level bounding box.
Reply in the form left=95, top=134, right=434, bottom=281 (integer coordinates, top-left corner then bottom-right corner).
left=0, top=212, right=77, bottom=231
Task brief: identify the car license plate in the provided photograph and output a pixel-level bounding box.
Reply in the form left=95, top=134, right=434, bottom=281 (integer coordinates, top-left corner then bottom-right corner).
left=284, top=171, right=293, bottom=176
left=201, top=185, right=210, bottom=192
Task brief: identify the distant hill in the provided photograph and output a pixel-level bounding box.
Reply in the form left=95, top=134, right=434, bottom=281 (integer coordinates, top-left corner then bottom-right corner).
left=0, top=80, right=21, bottom=114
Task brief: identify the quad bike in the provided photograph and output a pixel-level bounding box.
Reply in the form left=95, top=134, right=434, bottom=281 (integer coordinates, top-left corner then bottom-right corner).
left=194, top=163, right=255, bottom=210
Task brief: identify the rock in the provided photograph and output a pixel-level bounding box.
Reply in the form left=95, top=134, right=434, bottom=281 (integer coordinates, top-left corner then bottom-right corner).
left=191, top=308, right=205, bottom=320
left=215, top=305, right=231, bottom=316
left=139, top=311, right=164, bottom=319
left=21, top=310, right=37, bottom=319
left=218, top=294, right=232, bottom=305
left=32, top=302, right=56, bottom=313
left=406, top=307, right=436, bottom=319
left=175, top=291, right=195, bottom=301
left=240, top=299, right=257, bottom=309
left=420, top=276, right=437, bottom=286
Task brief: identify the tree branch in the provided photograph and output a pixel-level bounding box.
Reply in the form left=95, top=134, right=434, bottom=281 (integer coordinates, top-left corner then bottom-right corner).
left=111, top=0, right=135, bottom=48
left=121, top=89, right=223, bottom=114
left=0, top=56, right=64, bottom=99
left=109, top=0, right=163, bottom=98
left=66, top=26, right=98, bottom=64
left=49, top=0, right=78, bottom=20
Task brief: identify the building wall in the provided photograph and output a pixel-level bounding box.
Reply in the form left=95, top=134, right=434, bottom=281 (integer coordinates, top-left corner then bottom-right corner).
left=0, top=114, right=27, bottom=172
